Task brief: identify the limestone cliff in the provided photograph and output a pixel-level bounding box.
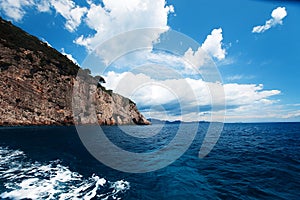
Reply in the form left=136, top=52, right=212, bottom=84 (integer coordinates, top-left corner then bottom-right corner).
left=0, top=17, right=150, bottom=126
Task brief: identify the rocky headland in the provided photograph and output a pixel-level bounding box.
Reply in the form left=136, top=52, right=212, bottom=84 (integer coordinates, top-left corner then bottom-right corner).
left=0, top=17, right=150, bottom=126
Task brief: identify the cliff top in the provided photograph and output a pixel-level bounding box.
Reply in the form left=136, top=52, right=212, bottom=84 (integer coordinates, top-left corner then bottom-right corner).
left=0, top=17, right=79, bottom=76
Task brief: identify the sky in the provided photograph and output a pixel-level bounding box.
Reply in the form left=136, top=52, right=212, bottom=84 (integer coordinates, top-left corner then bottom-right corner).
left=0, top=0, right=299, bottom=122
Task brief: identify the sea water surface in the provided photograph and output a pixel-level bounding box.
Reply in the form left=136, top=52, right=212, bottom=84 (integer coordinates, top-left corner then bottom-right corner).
left=0, top=123, right=299, bottom=199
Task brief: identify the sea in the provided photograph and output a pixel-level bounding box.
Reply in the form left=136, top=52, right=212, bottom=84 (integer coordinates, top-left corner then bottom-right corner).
left=0, top=122, right=299, bottom=199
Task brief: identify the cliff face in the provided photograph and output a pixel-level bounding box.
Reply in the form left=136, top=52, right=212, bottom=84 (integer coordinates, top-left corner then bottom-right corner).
left=0, top=17, right=150, bottom=126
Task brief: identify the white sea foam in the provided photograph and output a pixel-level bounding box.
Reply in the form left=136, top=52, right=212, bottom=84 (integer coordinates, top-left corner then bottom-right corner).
left=0, top=147, right=130, bottom=200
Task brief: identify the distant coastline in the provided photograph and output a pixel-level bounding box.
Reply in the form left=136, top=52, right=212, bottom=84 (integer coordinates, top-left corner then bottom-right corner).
left=147, top=118, right=300, bottom=124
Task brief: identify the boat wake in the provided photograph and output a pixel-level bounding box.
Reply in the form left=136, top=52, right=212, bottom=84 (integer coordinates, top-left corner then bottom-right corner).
left=0, top=147, right=130, bottom=200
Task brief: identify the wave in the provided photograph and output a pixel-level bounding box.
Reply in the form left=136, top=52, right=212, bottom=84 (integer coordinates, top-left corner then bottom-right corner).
left=0, top=147, right=130, bottom=200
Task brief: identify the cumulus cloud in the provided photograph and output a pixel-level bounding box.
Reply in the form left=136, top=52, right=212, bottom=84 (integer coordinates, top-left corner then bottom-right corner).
left=252, top=7, right=287, bottom=33
left=201, top=28, right=226, bottom=60
left=0, top=0, right=34, bottom=21
left=183, top=47, right=211, bottom=69
left=181, top=28, right=226, bottom=74
left=61, top=48, right=78, bottom=65
left=50, top=0, right=87, bottom=32
left=103, top=71, right=281, bottom=122
left=75, top=0, right=174, bottom=60
left=224, top=83, right=280, bottom=106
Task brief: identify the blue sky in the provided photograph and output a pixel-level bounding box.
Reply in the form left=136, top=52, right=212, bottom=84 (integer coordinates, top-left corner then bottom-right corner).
left=0, top=0, right=299, bottom=122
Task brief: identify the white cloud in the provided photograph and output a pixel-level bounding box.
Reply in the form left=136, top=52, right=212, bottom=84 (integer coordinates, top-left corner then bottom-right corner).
left=61, top=48, right=78, bottom=65
left=282, top=110, right=300, bottom=119
left=41, top=38, right=52, bottom=47
left=104, top=71, right=206, bottom=107
left=103, top=71, right=281, bottom=122
left=100, top=49, right=199, bottom=79
left=271, top=6, right=287, bottom=20
left=224, top=83, right=280, bottom=106
left=0, top=0, right=86, bottom=31
left=201, top=28, right=226, bottom=60
left=50, top=0, right=87, bottom=32
left=224, top=102, right=300, bottom=122
left=36, top=0, right=51, bottom=12
left=183, top=47, right=211, bottom=69
left=178, top=28, right=225, bottom=77
left=75, top=0, right=174, bottom=61
left=252, top=7, right=287, bottom=33
left=0, top=0, right=34, bottom=21
left=226, top=75, right=255, bottom=81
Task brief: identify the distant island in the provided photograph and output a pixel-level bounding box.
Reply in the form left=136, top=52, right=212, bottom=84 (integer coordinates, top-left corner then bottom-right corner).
left=147, top=118, right=210, bottom=124
left=0, top=17, right=150, bottom=126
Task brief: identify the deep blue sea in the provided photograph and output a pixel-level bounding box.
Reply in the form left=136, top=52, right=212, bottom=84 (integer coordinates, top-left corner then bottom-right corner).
left=0, top=123, right=299, bottom=199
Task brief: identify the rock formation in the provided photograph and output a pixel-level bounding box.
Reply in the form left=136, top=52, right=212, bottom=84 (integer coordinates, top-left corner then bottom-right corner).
left=0, top=17, right=150, bottom=126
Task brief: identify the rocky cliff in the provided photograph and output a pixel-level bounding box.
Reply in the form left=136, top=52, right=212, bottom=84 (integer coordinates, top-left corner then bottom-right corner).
left=0, top=17, right=150, bottom=126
